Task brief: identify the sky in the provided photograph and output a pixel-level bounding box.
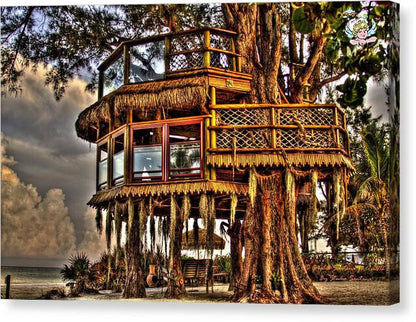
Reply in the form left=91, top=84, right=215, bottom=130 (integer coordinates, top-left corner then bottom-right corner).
left=1, top=64, right=106, bottom=267
left=0, top=3, right=392, bottom=268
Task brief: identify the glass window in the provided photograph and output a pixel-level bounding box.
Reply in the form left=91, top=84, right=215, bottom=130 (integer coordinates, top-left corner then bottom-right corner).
left=129, top=41, right=165, bottom=83
left=98, top=142, right=108, bottom=189
left=132, top=127, right=163, bottom=181
left=169, top=123, right=201, bottom=178
left=103, top=54, right=124, bottom=96
left=113, top=133, right=124, bottom=185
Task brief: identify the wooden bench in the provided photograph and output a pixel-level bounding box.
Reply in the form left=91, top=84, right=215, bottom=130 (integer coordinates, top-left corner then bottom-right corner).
left=181, top=259, right=214, bottom=293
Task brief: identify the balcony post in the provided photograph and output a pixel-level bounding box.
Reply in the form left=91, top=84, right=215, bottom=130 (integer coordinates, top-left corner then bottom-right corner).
left=203, top=30, right=211, bottom=68
left=124, top=125, right=131, bottom=184
left=344, top=113, right=350, bottom=156
left=210, top=86, right=216, bottom=180
left=123, top=45, right=130, bottom=85
left=107, top=135, right=113, bottom=189
left=164, top=36, right=171, bottom=74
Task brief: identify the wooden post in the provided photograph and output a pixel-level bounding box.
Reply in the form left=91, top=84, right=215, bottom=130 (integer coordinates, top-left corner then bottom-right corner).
left=209, top=87, right=217, bottom=180
left=203, top=30, right=211, bottom=68
left=123, top=45, right=130, bottom=85
left=164, top=36, right=171, bottom=74
left=5, top=275, right=11, bottom=299
left=124, top=125, right=131, bottom=184
left=107, top=135, right=113, bottom=189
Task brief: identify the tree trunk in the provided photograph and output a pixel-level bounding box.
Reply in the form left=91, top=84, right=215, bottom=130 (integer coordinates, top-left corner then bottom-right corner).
left=223, top=3, right=324, bottom=303
left=123, top=200, right=147, bottom=298
left=228, top=220, right=242, bottom=291
left=166, top=195, right=186, bottom=298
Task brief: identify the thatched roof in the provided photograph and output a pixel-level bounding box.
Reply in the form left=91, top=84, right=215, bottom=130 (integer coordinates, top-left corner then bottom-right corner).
left=206, top=153, right=354, bottom=171
left=181, top=229, right=226, bottom=250
left=76, top=77, right=209, bottom=142
left=87, top=181, right=248, bottom=208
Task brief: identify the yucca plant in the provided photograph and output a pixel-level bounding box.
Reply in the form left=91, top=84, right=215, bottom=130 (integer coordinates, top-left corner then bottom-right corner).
left=61, top=252, right=95, bottom=295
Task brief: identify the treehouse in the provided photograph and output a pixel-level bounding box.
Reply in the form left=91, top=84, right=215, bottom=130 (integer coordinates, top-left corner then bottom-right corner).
left=75, top=27, right=353, bottom=298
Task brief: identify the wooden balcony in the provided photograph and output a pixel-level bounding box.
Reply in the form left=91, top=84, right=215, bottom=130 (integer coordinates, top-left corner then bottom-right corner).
left=206, top=103, right=352, bottom=169
left=97, top=27, right=243, bottom=99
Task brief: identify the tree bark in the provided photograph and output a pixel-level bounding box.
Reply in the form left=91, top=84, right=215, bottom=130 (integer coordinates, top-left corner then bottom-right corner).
left=123, top=200, right=147, bottom=298
left=228, top=220, right=242, bottom=291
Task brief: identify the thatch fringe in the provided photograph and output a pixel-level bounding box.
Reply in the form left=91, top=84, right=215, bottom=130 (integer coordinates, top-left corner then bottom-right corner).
left=76, top=77, right=208, bottom=142
left=114, top=201, right=122, bottom=267
left=207, top=153, right=354, bottom=170
left=169, top=195, right=178, bottom=266
left=88, top=181, right=249, bottom=207
left=127, top=195, right=134, bottom=241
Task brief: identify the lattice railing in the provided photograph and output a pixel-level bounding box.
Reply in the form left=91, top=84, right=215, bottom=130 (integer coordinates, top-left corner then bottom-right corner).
left=209, top=104, right=349, bottom=155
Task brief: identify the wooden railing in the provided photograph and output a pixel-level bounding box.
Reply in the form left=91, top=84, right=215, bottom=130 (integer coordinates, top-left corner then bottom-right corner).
left=97, top=28, right=241, bottom=98
left=207, top=104, right=350, bottom=156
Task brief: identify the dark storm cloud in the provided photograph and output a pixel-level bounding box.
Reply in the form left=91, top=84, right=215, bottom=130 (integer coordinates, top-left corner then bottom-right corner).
left=1, top=65, right=105, bottom=265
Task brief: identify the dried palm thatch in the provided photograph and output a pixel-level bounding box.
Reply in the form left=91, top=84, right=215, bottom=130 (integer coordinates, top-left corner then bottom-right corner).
left=76, top=77, right=208, bottom=141
left=181, top=229, right=225, bottom=250
left=207, top=153, right=354, bottom=170
left=87, top=181, right=248, bottom=208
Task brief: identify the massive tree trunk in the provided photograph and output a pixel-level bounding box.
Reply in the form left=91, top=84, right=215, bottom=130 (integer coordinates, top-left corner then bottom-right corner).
left=223, top=3, right=324, bottom=303
left=165, top=195, right=186, bottom=298
left=228, top=220, right=242, bottom=291
left=123, top=197, right=147, bottom=298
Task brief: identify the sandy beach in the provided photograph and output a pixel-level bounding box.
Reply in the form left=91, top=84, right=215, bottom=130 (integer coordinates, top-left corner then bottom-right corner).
left=2, top=280, right=399, bottom=305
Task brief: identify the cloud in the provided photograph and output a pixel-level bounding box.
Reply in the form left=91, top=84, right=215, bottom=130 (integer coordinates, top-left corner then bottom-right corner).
left=1, top=136, right=105, bottom=264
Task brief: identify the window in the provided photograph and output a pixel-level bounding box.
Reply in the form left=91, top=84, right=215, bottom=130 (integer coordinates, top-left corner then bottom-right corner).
left=97, top=142, right=108, bottom=190
left=112, top=132, right=125, bottom=185
left=132, top=127, right=163, bottom=181
left=169, top=123, right=201, bottom=179
left=129, top=41, right=165, bottom=83
left=103, top=54, right=124, bottom=96
left=131, top=120, right=203, bottom=182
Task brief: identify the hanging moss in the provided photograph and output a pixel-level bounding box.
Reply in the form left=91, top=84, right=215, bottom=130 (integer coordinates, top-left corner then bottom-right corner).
left=333, top=168, right=342, bottom=240
left=127, top=196, right=134, bottom=241
left=307, top=169, right=318, bottom=231
left=139, top=199, right=147, bottom=251
left=206, top=195, right=216, bottom=258
left=95, top=208, right=103, bottom=235
left=114, top=201, right=122, bottom=267
left=199, top=193, right=208, bottom=228
left=149, top=197, right=155, bottom=252
left=230, top=193, right=238, bottom=226
left=182, top=194, right=191, bottom=243
left=106, top=203, right=113, bottom=251
left=169, top=195, right=178, bottom=263
left=249, top=166, right=257, bottom=207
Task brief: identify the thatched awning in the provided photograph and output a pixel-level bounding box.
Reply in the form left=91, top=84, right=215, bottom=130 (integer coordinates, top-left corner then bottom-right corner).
left=206, top=153, right=354, bottom=171
left=76, top=77, right=209, bottom=142
left=87, top=180, right=248, bottom=208
left=182, top=229, right=226, bottom=250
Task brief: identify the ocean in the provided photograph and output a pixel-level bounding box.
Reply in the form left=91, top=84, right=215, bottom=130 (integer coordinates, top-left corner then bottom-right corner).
left=1, top=266, right=66, bottom=299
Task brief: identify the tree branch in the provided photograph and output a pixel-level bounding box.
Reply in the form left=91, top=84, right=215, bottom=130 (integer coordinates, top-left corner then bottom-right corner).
left=316, top=71, right=348, bottom=88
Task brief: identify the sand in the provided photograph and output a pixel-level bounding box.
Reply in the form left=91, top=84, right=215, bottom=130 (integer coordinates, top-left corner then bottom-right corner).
left=2, top=280, right=399, bottom=305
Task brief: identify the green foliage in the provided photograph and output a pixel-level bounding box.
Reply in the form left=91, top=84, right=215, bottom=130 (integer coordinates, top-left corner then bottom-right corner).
left=61, top=252, right=96, bottom=294
left=214, top=254, right=231, bottom=273
left=292, top=7, right=315, bottom=34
